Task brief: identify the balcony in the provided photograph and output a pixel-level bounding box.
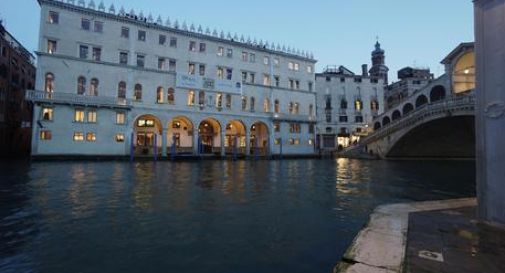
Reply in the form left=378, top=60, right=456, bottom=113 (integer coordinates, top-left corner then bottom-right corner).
left=26, top=90, right=132, bottom=109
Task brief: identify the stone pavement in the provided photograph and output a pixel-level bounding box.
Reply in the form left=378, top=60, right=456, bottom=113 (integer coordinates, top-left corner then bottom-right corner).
left=404, top=206, right=505, bottom=273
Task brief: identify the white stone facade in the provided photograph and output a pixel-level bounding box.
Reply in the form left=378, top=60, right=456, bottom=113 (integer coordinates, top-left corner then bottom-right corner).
left=30, top=0, right=317, bottom=157
left=315, top=66, right=385, bottom=150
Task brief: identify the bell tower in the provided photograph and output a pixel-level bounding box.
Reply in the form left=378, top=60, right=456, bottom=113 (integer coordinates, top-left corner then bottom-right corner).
left=369, top=40, right=389, bottom=84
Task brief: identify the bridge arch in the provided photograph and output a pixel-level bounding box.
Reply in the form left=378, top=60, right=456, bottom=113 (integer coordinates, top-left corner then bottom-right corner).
left=392, top=110, right=402, bottom=121
left=402, top=103, right=414, bottom=116
left=382, top=116, right=391, bottom=126
left=416, top=95, right=429, bottom=108
left=430, top=85, right=446, bottom=103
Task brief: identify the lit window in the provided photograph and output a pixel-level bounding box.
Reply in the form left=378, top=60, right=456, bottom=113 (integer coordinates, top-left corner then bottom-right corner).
left=116, top=112, right=125, bottom=124
left=81, top=18, right=90, bottom=30
left=92, top=47, right=101, bottom=61
left=48, top=11, right=59, bottom=24
left=263, top=74, right=270, bottom=86
left=308, top=139, right=314, bottom=145
left=217, top=67, right=224, bottom=79
left=73, top=132, right=84, bottom=141
left=86, top=132, right=96, bottom=142
left=187, top=90, right=195, bottom=106
left=116, top=133, right=125, bottom=142
left=263, top=98, right=270, bottom=112
left=121, top=27, right=129, bottom=38
left=47, top=40, right=57, bottom=54
left=138, top=30, right=146, bottom=41
left=87, top=110, right=97, bottom=123
left=42, top=108, right=53, bottom=121
left=89, top=78, right=99, bottom=96
left=40, top=130, right=52, bottom=140
left=94, top=21, right=103, bottom=33
left=288, top=62, right=294, bottom=70
left=355, top=99, right=363, bottom=111
left=74, top=109, right=85, bottom=122
left=274, top=122, right=280, bottom=132
left=45, top=73, right=54, bottom=92
left=156, top=87, right=164, bottom=103
left=274, top=138, right=281, bottom=145
left=215, top=93, right=223, bottom=108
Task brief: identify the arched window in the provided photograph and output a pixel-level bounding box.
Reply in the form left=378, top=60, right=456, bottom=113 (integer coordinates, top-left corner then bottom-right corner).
left=355, top=99, right=362, bottom=111
left=371, top=100, right=379, bottom=111
left=198, top=91, right=205, bottom=106
left=134, top=83, right=142, bottom=101
left=167, top=88, right=175, bottom=105
left=225, top=94, right=232, bottom=108
left=44, top=73, right=54, bottom=92
left=77, top=76, right=86, bottom=95
left=250, top=97, right=255, bottom=111
left=216, top=93, right=223, bottom=108
left=241, top=96, right=247, bottom=111
left=117, top=81, right=126, bottom=99
left=187, top=90, right=195, bottom=106
left=453, top=52, right=475, bottom=93
left=90, top=78, right=99, bottom=96
left=156, top=87, right=164, bottom=103
left=309, top=104, right=314, bottom=116
left=293, top=102, right=299, bottom=114
left=340, top=98, right=347, bottom=109
left=263, top=98, right=270, bottom=113
left=274, top=100, right=280, bottom=113
left=416, top=95, right=428, bottom=108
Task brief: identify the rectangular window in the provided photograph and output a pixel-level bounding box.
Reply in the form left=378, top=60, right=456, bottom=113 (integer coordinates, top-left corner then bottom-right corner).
left=136, top=54, right=145, bottom=68
left=168, top=59, right=176, bottom=72
left=73, top=132, right=84, bottom=141
left=308, top=82, right=313, bottom=92
left=242, top=52, right=248, bottom=62
left=263, top=74, right=270, bottom=86
left=263, top=56, right=269, bottom=65
left=119, top=52, right=128, bottom=65
left=288, top=62, right=294, bottom=70
left=249, top=73, right=255, bottom=84
left=340, top=77, right=345, bottom=82
left=116, top=112, right=125, bottom=124
left=241, top=71, right=248, bottom=83
left=187, top=91, right=195, bottom=106
left=289, top=79, right=294, bottom=89
left=225, top=94, right=232, bottom=109
left=92, top=47, right=101, bottom=61
left=217, top=46, right=224, bottom=56
left=307, top=65, right=313, bottom=73
left=48, top=11, right=59, bottom=24
left=199, top=43, right=206, bottom=52
left=217, top=67, right=224, bottom=79
left=289, top=123, right=301, bottom=134
left=249, top=53, right=255, bottom=63
left=309, top=124, right=315, bottom=134
left=226, top=48, right=233, bottom=58
left=169, top=37, right=177, bottom=47
left=274, top=58, right=280, bottom=66
left=42, top=107, right=53, bottom=121
left=339, top=116, right=348, bottom=122
left=81, top=18, right=90, bottom=30
left=294, top=63, right=299, bottom=71
left=274, top=76, right=280, bottom=87
left=199, top=64, right=206, bottom=76
left=87, top=110, right=97, bottom=123
left=47, top=40, right=57, bottom=54
left=188, top=63, right=196, bottom=75
left=189, top=41, right=197, bottom=51
left=74, top=109, right=85, bottom=122
left=79, top=45, right=88, bottom=59
left=226, top=68, right=233, bottom=80
left=295, top=80, right=300, bottom=90
left=40, top=130, right=52, bottom=140
left=159, top=34, right=166, bottom=45
left=138, top=30, right=146, bottom=41
left=158, top=57, right=166, bottom=70
left=116, top=133, right=125, bottom=142
left=355, top=116, right=364, bottom=123
left=121, top=27, right=129, bottom=38
left=94, top=21, right=103, bottom=33
left=86, top=132, right=96, bottom=142
left=274, top=122, right=280, bottom=132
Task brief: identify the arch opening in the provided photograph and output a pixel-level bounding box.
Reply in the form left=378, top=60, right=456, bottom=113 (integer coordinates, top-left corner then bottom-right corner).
left=198, top=118, right=221, bottom=154
left=250, top=121, right=269, bottom=156
left=134, top=114, right=163, bottom=156
left=430, top=85, right=446, bottom=103
left=225, top=120, right=246, bottom=155
left=167, top=116, right=194, bottom=155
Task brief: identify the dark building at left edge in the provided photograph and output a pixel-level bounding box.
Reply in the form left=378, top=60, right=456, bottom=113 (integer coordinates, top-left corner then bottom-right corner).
left=0, top=21, right=36, bottom=157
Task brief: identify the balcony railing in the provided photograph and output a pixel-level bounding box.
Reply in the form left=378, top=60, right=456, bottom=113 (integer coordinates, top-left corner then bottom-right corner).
left=25, top=90, right=132, bottom=108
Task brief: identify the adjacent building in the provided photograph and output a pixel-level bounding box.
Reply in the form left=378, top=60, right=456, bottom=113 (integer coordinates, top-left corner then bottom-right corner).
left=0, top=21, right=36, bottom=157
left=385, top=67, right=434, bottom=110
left=315, top=43, right=386, bottom=151
left=28, top=0, right=317, bottom=158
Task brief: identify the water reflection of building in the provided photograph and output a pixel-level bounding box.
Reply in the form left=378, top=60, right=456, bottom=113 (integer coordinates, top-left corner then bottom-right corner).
left=28, top=0, right=317, bottom=158
left=315, top=43, right=386, bottom=151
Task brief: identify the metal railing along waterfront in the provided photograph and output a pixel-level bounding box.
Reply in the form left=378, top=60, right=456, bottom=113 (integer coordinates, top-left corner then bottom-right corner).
left=25, top=90, right=132, bottom=108
left=361, top=95, right=475, bottom=145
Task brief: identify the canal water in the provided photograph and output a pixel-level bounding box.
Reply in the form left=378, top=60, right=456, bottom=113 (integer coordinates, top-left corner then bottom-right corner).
left=0, top=159, right=475, bottom=273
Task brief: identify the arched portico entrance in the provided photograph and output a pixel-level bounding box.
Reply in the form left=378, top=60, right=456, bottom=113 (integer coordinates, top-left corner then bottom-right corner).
left=198, top=118, right=222, bottom=154
left=167, top=116, right=194, bottom=155
left=250, top=121, right=269, bottom=156
left=225, top=120, right=246, bottom=155
left=134, top=114, right=162, bottom=156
